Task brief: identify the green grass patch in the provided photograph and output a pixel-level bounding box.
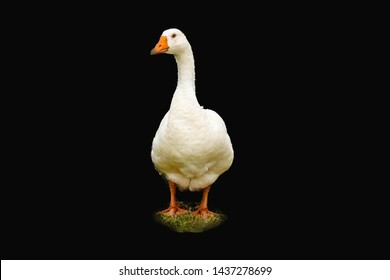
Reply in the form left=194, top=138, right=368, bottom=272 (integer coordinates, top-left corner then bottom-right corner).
left=154, top=201, right=227, bottom=233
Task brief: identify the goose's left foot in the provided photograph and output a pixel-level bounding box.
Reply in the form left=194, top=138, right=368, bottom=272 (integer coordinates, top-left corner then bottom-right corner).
left=193, top=208, right=217, bottom=218
left=193, top=185, right=217, bottom=218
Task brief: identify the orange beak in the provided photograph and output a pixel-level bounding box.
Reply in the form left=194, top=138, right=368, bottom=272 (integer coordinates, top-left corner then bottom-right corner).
left=150, top=36, right=169, bottom=55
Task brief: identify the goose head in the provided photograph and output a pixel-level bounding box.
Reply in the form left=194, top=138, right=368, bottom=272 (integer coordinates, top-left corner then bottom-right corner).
left=150, top=28, right=190, bottom=55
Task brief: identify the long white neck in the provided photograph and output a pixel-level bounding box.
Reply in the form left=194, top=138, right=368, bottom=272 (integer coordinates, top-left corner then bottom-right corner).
left=176, top=48, right=195, bottom=89
left=169, top=47, right=201, bottom=114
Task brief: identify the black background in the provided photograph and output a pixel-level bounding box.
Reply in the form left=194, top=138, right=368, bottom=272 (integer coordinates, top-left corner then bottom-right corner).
left=3, top=4, right=387, bottom=260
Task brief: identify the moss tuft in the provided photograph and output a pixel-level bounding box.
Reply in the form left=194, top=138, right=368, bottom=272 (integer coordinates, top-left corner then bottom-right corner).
left=154, top=201, right=227, bottom=233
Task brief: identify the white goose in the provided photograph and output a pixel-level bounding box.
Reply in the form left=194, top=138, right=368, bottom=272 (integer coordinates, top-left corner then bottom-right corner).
left=150, top=28, right=234, bottom=217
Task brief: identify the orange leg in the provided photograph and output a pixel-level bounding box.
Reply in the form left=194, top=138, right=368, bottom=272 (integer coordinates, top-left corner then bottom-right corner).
left=158, top=181, right=188, bottom=216
left=193, top=185, right=217, bottom=218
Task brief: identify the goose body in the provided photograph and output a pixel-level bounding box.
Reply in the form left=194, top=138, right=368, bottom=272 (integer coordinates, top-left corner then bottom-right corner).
left=150, top=28, right=234, bottom=216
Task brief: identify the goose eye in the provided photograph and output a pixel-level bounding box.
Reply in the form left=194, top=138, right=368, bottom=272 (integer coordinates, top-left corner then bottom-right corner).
left=171, top=33, right=176, bottom=38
